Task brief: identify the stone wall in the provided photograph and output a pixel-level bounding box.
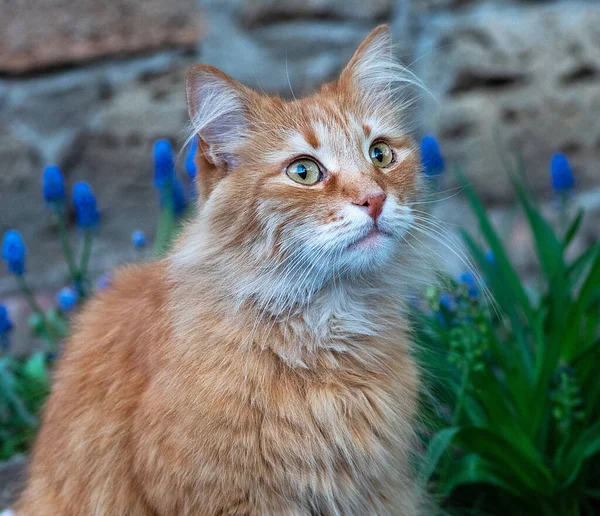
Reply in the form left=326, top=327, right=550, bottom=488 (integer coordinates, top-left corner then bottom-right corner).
left=0, top=0, right=202, bottom=74
left=1, top=0, right=599, bottom=351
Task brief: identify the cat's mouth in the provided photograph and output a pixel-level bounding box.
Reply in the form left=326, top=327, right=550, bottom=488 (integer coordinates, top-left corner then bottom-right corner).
left=347, top=226, right=393, bottom=250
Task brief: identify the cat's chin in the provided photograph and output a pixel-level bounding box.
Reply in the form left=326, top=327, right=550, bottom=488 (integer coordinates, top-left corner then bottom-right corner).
left=340, top=229, right=397, bottom=274
left=347, top=227, right=393, bottom=251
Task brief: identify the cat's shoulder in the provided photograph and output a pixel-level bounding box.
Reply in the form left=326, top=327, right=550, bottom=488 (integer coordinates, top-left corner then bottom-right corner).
left=86, top=261, right=170, bottom=315
left=64, top=260, right=173, bottom=356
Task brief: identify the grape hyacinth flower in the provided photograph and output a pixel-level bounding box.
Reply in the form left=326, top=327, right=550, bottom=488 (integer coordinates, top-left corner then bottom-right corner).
left=172, top=177, right=188, bottom=215
left=185, top=135, right=198, bottom=181
left=73, top=182, right=99, bottom=229
left=44, top=165, right=79, bottom=283
left=0, top=304, right=13, bottom=351
left=439, top=292, right=456, bottom=312
left=185, top=136, right=199, bottom=200
left=2, top=232, right=56, bottom=346
left=551, top=153, right=574, bottom=193
left=153, top=139, right=188, bottom=214
left=420, top=135, right=445, bottom=177
left=97, top=272, right=113, bottom=290
left=57, top=287, right=78, bottom=313
left=154, top=139, right=176, bottom=189
left=132, top=230, right=147, bottom=249
left=459, top=271, right=479, bottom=298
left=0, top=305, right=12, bottom=334
left=485, top=250, right=496, bottom=266
left=2, top=230, right=26, bottom=276
left=42, top=165, right=66, bottom=206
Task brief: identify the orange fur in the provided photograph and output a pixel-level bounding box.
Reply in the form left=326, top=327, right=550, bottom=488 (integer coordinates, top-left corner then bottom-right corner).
left=16, top=26, right=432, bottom=515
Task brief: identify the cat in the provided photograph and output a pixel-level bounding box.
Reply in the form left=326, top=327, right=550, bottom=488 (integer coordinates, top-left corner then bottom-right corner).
left=15, top=25, right=434, bottom=515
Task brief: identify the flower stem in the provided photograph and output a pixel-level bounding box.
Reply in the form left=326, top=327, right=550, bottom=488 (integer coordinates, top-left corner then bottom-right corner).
left=53, top=211, right=80, bottom=289
left=452, top=366, right=470, bottom=426
left=78, top=230, right=94, bottom=296
left=15, top=275, right=57, bottom=348
left=558, top=191, right=570, bottom=237
left=154, top=182, right=175, bottom=256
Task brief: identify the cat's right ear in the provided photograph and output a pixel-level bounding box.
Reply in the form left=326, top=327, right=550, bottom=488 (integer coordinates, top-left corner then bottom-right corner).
left=186, top=65, right=250, bottom=171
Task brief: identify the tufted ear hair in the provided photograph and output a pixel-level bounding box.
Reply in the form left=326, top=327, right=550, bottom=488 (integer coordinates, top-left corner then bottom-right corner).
left=186, top=65, right=252, bottom=171
left=340, top=25, right=420, bottom=106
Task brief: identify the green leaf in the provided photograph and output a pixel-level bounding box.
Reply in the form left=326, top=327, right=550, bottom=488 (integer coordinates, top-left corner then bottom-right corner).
left=439, top=453, right=520, bottom=498
left=461, top=229, right=535, bottom=389
left=511, top=179, right=567, bottom=328
left=564, top=249, right=600, bottom=361
left=453, top=427, right=554, bottom=496
left=46, top=309, right=70, bottom=339
left=563, top=209, right=584, bottom=250
left=22, top=352, right=49, bottom=386
left=560, top=420, right=600, bottom=486
left=457, top=169, right=533, bottom=322
left=421, top=427, right=460, bottom=482
left=569, top=244, right=600, bottom=287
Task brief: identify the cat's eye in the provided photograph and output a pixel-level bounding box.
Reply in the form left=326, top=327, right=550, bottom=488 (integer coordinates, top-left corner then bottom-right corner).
left=369, top=142, right=394, bottom=168
left=286, top=159, right=321, bottom=185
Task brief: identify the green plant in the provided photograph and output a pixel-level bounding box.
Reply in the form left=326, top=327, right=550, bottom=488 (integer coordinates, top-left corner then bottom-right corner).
left=418, top=161, right=600, bottom=514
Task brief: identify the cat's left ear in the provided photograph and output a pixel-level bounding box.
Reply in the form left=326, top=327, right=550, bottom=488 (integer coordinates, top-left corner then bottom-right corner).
left=186, top=65, right=252, bottom=170
left=339, top=25, right=396, bottom=101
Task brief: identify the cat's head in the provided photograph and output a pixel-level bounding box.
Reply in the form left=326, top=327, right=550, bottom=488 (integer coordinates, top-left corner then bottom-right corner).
left=177, top=26, right=427, bottom=310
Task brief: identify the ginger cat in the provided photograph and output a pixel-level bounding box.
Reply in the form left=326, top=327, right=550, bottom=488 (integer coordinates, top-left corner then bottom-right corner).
left=16, top=26, right=432, bottom=515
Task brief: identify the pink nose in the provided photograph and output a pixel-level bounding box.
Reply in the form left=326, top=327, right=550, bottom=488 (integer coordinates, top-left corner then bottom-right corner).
left=353, top=191, right=387, bottom=221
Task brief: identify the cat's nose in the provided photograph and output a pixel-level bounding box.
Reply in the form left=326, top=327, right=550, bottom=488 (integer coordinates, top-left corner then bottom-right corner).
left=353, top=191, right=387, bottom=222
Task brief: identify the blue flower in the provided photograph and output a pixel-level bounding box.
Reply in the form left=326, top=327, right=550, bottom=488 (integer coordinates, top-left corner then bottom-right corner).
left=459, top=271, right=479, bottom=298
left=153, top=139, right=175, bottom=189
left=420, top=135, right=445, bottom=176
left=42, top=165, right=66, bottom=204
left=132, top=230, right=147, bottom=249
left=185, top=136, right=198, bottom=180
left=439, top=292, right=456, bottom=312
left=153, top=139, right=188, bottom=214
left=157, top=176, right=187, bottom=215
left=2, top=230, right=26, bottom=276
left=57, top=287, right=78, bottom=312
left=73, top=182, right=99, bottom=229
left=173, top=177, right=187, bottom=215
left=0, top=305, right=13, bottom=335
left=485, top=250, right=495, bottom=266
left=0, top=304, right=12, bottom=352
left=551, top=153, right=574, bottom=192
left=97, top=272, right=112, bottom=290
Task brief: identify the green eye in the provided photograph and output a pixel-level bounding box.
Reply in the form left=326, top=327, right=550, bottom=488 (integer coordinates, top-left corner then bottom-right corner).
left=369, top=142, right=393, bottom=168
left=286, top=159, right=321, bottom=185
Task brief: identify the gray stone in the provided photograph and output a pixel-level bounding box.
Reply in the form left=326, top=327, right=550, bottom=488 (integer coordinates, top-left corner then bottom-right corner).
left=0, top=455, right=27, bottom=511
left=198, top=0, right=412, bottom=96
left=238, top=0, right=394, bottom=27
left=0, top=0, right=202, bottom=74
left=416, top=3, right=600, bottom=203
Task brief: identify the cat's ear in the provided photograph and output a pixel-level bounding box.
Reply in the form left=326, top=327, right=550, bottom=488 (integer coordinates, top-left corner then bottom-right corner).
left=339, top=25, right=397, bottom=101
left=186, top=65, right=251, bottom=170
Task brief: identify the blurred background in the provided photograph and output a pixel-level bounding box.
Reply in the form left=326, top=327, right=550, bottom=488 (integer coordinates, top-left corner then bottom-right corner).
left=1, top=0, right=599, bottom=352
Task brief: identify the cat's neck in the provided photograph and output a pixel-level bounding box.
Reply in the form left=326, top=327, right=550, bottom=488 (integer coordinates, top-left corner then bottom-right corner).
left=169, top=269, right=410, bottom=367
left=168, top=222, right=413, bottom=367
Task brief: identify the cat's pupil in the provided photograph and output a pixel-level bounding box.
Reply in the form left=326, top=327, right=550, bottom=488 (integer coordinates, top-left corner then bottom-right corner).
left=373, top=147, right=383, bottom=163
left=297, top=164, right=308, bottom=180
